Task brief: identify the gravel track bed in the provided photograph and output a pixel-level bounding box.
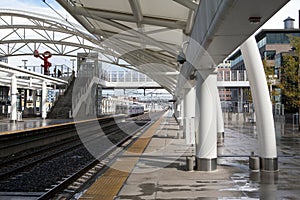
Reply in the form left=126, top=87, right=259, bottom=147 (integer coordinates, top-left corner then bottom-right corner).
left=0, top=146, right=94, bottom=192
left=0, top=118, right=154, bottom=192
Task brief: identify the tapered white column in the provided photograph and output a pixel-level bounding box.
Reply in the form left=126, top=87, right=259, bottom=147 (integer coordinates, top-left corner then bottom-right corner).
left=241, top=36, right=278, bottom=171
left=238, top=88, right=244, bottom=113
left=10, top=74, right=17, bottom=122
left=32, top=90, right=37, bottom=115
left=41, top=81, right=47, bottom=119
left=217, top=88, right=225, bottom=146
left=184, top=87, right=196, bottom=145
left=179, top=99, right=184, bottom=127
left=195, top=70, right=217, bottom=171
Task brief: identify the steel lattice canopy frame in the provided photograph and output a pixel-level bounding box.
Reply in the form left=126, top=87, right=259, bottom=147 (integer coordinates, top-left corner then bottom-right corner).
left=0, top=61, right=67, bottom=89
left=0, top=9, right=179, bottom=93
left=56, top=0, right=290, bottom=96
left=0, top=9, right=123, bottom=65
left=56, top=0, right=195, bottom=94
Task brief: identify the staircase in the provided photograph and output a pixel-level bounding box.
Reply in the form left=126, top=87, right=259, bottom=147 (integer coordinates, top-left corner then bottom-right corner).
left=47, top=76, right=75, bottom=119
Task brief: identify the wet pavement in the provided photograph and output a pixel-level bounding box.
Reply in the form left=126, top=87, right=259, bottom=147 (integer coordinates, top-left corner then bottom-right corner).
left=0, top=118, right=73, bottom=134
left=116, top=112, right=300, bottom=199
left=219, top=121, right=300, bottom=199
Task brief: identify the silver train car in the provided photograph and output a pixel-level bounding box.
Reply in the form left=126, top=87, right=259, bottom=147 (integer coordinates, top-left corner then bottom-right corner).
left=115, top=104, right=144, bottom=116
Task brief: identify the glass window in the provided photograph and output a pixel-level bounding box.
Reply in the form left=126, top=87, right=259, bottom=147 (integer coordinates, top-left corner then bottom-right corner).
left=275, top=54, right=282, bottom=69
left=111, top=71, right=117, bottom=82
left=258, top=37, right=267, bottom=48
left=139, top=74, right=146, bottom=82
left=231, top=70, right=237, bottom=81
left=225, top=71, right=230, bottom=81
left=217, top=71, right=224, bottom=81
left=266, top=32, right=300, bottom=44
left=264, top=50, right=276, bottom=60
left=118, top=71, right=124, bottom=82
left=231, top=54, right=243, bottom=67
left=125, top=71, right=131, bottom=82
left=238, top=71, right=245, bottom=81
left=132, top=71, right=138, bottom=82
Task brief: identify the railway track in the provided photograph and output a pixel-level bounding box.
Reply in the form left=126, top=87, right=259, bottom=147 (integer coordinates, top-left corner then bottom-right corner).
left=0, top=112, right=163, bottom=199
left=39, top=120, right=151, bottom=200
left=0, top=119, right=122, bottom=179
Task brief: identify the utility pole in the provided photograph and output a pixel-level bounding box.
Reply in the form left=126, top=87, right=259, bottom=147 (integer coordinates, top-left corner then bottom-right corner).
left=70, top=58, right=76, bottom=76
left=21, top=59, right=28, bottom=69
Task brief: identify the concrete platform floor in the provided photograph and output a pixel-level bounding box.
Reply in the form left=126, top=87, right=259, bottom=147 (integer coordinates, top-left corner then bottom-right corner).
left=115, top=111, right=300, bottom=200
left=0, top=118, right=73, bottom=134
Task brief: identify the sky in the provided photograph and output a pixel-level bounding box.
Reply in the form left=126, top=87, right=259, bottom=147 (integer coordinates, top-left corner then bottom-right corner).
left=262, top=0, right=300, bottom=29
left=0, top=0, right=300, bottom=67
left=0, top=0, right=67, bottom=19
left=0, top=0, right=298, bottom=28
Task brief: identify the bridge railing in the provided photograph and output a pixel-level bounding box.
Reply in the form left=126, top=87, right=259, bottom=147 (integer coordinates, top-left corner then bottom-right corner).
left=104, top=71, right=154, bottom=83
left=103, top=70, right=248, bottom=83
left=217, top=70, right=248, bottom=82
left=18, top=64, right=73, bottom=78
left=18, top=66, right=248, bottom=84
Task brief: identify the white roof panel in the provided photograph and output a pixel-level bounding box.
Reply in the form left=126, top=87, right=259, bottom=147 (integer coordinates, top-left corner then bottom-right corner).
left=56, top=0, right=290, bottom=95
left=140, top=0, right=190, bottom=20
left=78, top=0, right=132, bottom=14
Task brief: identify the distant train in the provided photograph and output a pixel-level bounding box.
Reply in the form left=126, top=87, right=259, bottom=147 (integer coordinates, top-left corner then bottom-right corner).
left=115, top=104, right=144, bottom=116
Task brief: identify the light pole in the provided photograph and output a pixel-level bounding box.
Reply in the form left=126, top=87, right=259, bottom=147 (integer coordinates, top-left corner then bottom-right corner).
left=21, top=59, right=28, bottom=69
left=70, top=58, right=76, bottom=73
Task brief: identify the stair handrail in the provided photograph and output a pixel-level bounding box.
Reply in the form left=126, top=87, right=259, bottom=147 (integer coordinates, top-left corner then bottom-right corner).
left=47, top=74, right=76, bottom=117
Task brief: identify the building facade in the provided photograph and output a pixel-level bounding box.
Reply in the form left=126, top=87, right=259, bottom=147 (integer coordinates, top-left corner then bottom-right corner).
left=227, top=17, right=300, bottom=113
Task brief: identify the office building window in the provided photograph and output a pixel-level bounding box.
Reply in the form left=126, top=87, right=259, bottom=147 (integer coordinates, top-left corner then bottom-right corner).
left=264, top=50, right=276, bottom=60
left=266, top=33, right=300, bottom=44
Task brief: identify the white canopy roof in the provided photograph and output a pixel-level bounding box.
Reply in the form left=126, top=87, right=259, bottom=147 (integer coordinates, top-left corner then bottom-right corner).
left=0, top=1, right=289, bottom=95
left=56, top=0, right=198, bottom=94
left=56, top=0, right=290, bottom=96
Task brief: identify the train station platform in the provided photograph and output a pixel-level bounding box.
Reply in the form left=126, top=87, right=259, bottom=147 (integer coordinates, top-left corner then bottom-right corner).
left=0, top=118, right=73, bottom=134
left=79, top=111, right=300, bottom=200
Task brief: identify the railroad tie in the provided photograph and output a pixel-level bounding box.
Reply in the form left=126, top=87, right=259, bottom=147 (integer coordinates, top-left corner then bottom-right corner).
left=80, top=116, right=164, bottom=200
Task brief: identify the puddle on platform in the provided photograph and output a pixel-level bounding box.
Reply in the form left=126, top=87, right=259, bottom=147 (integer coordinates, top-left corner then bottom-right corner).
left=219, top=121, right=300, bottom=199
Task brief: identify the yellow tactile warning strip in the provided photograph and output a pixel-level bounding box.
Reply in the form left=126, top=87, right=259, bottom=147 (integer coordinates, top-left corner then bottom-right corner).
left=80, top=115, right=165, bottom=200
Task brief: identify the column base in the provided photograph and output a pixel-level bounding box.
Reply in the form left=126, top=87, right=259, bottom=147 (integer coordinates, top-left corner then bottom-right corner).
left=186, top=156, right=194, bottom=171
left=249, top=156, right=260, bottom=171
left=195, top=158, right=217, bottom=171
left=217, top=132, right=224, bottom=146
left=260, top=157, right=278, bottom=172
left=182, top=129, right=186, bottom=139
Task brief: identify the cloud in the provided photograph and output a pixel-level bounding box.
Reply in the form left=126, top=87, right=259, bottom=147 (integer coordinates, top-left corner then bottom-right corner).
left=0, top=0, right=75, bottom=23
left=262, top=0, right=300, bottom=29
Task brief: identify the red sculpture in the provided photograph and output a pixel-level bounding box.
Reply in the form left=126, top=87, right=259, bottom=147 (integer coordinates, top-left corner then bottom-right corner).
left=34, top=50, right=52, bottom=75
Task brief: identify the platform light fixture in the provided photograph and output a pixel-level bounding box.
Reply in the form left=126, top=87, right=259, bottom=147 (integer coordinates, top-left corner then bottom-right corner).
left=177, top=41, right=189, bottom=64
left=248, top=17, right=261, bottom=24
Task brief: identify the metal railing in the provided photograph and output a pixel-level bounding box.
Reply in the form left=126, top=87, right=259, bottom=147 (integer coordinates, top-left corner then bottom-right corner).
left=217, top=70, right=248, bottom=82
left=104, top=70, right=248, bottom=83
left=18, top=64, right=73, bottom=78
left=19, top=65, right=248, bottom=84
left=104, top=71, right=154, bottom=83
